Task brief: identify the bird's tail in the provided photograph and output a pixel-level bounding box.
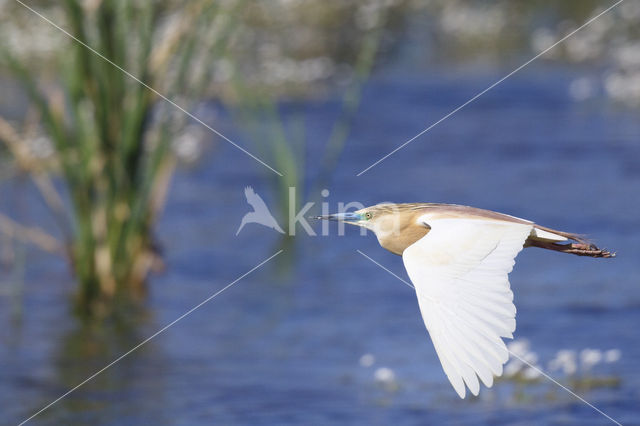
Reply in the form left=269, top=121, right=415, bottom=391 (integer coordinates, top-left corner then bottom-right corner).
left=525, top=225, right=615, bottom=258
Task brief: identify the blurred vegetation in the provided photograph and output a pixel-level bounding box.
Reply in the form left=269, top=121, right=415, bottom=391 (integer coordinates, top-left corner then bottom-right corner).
left=499, top=339, right=623, bottom=403
left=230, top=1, right=391, bottom=232
left=0, top=0, right=244, bottom=316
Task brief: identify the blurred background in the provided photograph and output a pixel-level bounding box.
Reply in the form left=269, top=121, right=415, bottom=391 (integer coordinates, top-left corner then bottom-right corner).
left=1, top=0, right=639, bottom=424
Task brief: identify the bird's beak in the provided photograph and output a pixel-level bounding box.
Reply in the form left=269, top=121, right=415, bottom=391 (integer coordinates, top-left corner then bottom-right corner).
left=312, top=212, right=362, bottom=223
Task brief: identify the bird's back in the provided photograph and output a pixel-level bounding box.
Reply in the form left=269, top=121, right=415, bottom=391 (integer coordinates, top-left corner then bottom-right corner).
left=397, top=203, right=532, bottom=225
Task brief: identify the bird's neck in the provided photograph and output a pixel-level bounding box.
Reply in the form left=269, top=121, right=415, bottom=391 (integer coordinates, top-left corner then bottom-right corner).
left=373, top=214, right=430, bottom=256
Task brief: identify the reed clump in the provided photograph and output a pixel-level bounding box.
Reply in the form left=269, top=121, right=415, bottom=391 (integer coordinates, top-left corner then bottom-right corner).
left=1, top=1, right=236, bottom=316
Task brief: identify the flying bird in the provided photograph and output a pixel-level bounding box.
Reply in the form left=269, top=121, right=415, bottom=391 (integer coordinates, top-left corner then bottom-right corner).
left=317, top=203, right=613, bottom=398
left=236, top=186, right=285, bottom=235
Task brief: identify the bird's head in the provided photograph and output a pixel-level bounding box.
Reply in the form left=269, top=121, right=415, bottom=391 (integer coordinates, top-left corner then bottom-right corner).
left=314, top=203, right=431, bottom=255
left=314, top=204, right=409, bottom=234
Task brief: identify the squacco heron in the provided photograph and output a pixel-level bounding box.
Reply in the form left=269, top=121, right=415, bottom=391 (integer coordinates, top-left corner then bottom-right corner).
left=317, top=203, right=613, bottom=398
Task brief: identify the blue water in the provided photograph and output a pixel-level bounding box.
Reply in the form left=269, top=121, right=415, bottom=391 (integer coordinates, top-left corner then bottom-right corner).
left=1, top=64, right=640, bottom=425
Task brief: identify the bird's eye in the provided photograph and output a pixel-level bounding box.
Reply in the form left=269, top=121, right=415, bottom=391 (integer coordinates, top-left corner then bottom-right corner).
left=365, top=212, right=372, bottom=220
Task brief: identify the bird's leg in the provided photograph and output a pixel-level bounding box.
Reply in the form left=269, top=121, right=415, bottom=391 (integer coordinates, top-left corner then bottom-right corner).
left=526, top=239, right=615, bottom=258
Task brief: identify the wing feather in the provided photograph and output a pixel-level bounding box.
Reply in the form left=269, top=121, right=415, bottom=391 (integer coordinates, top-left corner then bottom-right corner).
left=430, top=306, right=478, bottom=396
left=442, top=313, right=494, bottom=387
left=402, top=217, right=532, bottom=398
left=430, top=324, right=467, bottom=398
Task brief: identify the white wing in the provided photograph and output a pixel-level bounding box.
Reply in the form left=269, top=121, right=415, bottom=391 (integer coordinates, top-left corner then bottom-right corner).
left=402, top=217, right=532, bottom=398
